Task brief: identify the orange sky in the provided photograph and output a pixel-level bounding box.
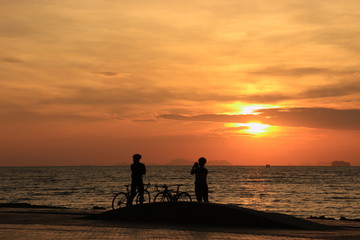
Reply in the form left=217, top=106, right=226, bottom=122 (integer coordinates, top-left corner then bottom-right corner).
left=1, top=1, right=360, bottom=166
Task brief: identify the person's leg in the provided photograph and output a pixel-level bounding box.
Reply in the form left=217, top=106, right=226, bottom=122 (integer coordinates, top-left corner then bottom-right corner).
left=138, top=183, right=144, bottom=204
left=203, top=184, right=209, bottom=202
left=195, top=184, right=202, bottom=202
left=128, top=183, right=137, bottom=206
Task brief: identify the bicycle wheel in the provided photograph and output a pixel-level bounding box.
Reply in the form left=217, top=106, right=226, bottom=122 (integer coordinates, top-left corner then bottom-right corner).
left=112, top=192, right=128, bottom=210
left=177, top=192, right=192, bottom=202
left=153, top=191, right=170, bottom=202
left=135, top=189, right=151, bottom=204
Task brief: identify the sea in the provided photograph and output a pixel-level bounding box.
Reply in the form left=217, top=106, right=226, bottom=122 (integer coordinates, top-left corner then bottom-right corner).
left=0, top=166, right=359, bottom=219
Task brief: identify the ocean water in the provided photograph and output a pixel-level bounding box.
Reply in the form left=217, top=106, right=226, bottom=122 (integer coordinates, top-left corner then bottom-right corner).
left=0, top=166, right=359, bottom=219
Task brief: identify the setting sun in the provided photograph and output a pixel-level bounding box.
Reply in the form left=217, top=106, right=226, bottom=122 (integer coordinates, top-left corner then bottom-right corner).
left=223, top=104, right=279, bottom=115
left=244, top=123, right=271, bottom=134
left=225, top=122, right=272, bottom=136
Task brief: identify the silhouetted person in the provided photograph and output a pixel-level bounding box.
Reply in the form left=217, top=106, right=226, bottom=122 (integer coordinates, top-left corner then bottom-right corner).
left=128, top=154, right=146, bottom=206
left=190, top=157, right=209, bottom=202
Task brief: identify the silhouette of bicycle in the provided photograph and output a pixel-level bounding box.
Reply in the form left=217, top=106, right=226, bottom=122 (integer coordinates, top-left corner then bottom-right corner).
left=112, top=183, right=151, bottom=210
left=153, top=184, right=192, bottom=202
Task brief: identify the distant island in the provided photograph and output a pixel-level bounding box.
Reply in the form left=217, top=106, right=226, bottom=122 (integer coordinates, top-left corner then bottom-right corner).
left=167, top=158, right=231, bottom=166
left=331, top=161, right=351, bottom=167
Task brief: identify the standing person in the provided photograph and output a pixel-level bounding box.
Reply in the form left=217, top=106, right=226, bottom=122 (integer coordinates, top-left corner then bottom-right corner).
left=190, top=157, right=209, bottom=202
left=128, top=153, right=146, bottom=206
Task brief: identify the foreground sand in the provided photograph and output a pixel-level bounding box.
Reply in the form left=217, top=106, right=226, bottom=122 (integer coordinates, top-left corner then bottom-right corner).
left=0, top=203, right=359, bottom=240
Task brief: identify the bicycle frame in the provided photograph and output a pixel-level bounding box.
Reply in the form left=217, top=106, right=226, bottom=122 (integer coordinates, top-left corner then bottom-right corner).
left=125, top=182, right=150, bottom=193
left=155, top=184, right=183, bottom=201
left=112, top=183, right=151, bottom=209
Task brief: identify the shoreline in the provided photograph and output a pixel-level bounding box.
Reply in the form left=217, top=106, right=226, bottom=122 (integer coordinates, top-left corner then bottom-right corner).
left=1, top=203, right=360, bottom=239
left=1, top=202, right=359, bottom=222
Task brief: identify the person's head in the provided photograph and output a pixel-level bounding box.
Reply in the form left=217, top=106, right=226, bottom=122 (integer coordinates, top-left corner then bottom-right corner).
left=133, top=154, right=142, bottom=163
left=198, top=157, right=207, bottom=167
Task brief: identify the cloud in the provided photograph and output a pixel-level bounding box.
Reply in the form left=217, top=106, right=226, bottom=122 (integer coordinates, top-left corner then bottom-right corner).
left=257, top=107, right=360, bottom=130
left=232, top=80, right=360, bottom=102
left=248, top=66, right=359, bottom=77
left=158, top=113, right=256, bottom=123
left=39, top=85, right=174, bottom=106
left=249, top=67, right=332, bottom=77
left=0, top=109, right=104, bottom=123
left=300, top=80, right=360, bottom=98
left=36, top=79, right=360, bottom=110
left=132, top=119, right=156, bottom=123
left=0, top=99, right=104, bottom=124
left=158, top=107, right=360, bottom=130
left=92, top=72, right=130, bottom=78
left=2, top=57, right=24, bottom=63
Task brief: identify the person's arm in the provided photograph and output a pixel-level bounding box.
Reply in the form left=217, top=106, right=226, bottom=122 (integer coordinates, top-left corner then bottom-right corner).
left=190, top=162, right=198, bottom=175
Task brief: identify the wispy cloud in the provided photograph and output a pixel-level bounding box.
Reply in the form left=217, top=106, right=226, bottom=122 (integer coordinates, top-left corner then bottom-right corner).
left=32, top=79, right=360, bottom=110
left=92, top=72, right=130, bottom=78
left=0, top=108, right=103, bottom=123
left=158, top=107, right=360, bottom=130
left=300, top=80, right=360, bottom=98
left=132, top=119, right=156, bottom=123
left=158, top=113, right=256, bottom=123
left=258, top=108, right=360, bottom=130
left=2, top=57, right=24, bottom=63
left=248, top=66, right=358, bottom=77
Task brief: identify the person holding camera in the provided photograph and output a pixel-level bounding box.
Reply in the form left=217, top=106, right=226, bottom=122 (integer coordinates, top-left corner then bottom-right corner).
left=190, top=157, right=209, bottom=202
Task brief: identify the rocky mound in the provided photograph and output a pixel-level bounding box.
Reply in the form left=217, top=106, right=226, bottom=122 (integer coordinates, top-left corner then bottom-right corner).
left=88, top=202, right=333, bottom=230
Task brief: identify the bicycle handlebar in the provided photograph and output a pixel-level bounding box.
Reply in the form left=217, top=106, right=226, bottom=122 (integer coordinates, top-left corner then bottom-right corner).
left=144, top=183, right=151, bottom=190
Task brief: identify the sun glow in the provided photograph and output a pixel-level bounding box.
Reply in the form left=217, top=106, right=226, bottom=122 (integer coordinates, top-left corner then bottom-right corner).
left=225, top=122, right=272, bottom=135
left=221, top=104, right=278, bottom=136
left=223, top=104, right=279, bottom=115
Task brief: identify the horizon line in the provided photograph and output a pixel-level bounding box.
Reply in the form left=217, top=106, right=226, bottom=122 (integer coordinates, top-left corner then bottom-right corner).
left=1, top=164, right=358, bottom=167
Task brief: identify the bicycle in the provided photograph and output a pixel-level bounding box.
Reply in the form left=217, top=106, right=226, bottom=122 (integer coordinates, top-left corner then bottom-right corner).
left=112, top=183, right=151, bottom=210
left=153, top=184, right=192, bottom=202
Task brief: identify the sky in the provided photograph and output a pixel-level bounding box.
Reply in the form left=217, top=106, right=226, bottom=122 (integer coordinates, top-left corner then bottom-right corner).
left=1, top=0, right=360, bottom=166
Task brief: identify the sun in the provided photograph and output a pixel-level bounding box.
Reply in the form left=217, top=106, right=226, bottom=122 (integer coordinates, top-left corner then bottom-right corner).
left=225, top=122, right=272, bottom=136
left=222, top=104, right=279, bottom=136
left=222, top=103, right=278, bottom=115
left=244, top=122, right=270, bottom=134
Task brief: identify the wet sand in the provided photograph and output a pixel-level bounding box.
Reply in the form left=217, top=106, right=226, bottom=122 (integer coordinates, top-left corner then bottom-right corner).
left=0, top=203, right=359, bottom=239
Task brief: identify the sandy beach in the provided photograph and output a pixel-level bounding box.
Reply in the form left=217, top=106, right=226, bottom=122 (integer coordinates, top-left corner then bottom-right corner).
left=1, top=203, right=359, bottom=240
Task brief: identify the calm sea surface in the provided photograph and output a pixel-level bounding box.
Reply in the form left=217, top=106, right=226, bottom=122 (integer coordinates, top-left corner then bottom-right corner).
left=0, top=166, right=359, bottom=219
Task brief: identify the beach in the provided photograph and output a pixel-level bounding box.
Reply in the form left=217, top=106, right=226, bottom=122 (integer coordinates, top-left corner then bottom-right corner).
left=1, top=203, right=359, bottom=240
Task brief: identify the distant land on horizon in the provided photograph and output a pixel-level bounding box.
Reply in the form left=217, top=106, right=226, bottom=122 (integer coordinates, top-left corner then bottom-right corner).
left=112, top=158, right=232, bottom=166
left=166, top=158, right=232, bottom=166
